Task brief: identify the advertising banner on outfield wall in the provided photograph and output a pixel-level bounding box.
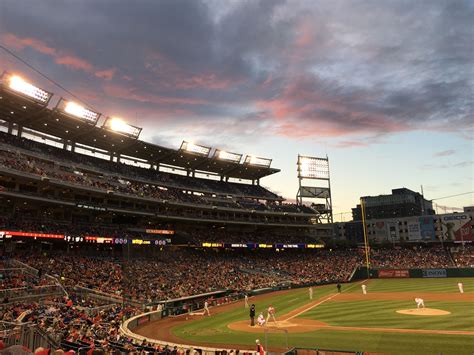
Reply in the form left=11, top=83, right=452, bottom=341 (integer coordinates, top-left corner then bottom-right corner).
left=439, top=213, right=473, bottom=243
left=419, top=217, right=436, bottom=241
left=378, top=269, right=410, bottom=278
left=422, top=269, right=447, bottom=278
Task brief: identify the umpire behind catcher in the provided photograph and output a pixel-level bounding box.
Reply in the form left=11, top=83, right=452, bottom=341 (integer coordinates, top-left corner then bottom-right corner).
left=250, top=304, right=256, bottom=326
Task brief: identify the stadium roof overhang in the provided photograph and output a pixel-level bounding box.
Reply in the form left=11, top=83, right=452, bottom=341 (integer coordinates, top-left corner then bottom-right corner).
left=0, top=84, right=279, bottom=181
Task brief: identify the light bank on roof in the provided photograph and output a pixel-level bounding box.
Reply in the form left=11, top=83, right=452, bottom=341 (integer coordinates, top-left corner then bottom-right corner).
left=0, top=71, right=279, bottom=182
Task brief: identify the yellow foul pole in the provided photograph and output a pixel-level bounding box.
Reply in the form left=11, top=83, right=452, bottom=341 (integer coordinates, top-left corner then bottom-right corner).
left=360, top=198, right=371, bottom=278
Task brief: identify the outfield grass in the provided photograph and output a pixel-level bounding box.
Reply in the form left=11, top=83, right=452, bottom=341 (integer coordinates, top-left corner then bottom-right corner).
left=172, top=278, right=474, bottom=355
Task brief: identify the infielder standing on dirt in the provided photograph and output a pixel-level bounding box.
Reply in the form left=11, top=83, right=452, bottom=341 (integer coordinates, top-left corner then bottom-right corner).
left=458, top=282, right=464, bottom=294
left=415, top=297, right=425, bottom=309
left=309, top=286, right=313, bottom=300
left=362, top=284, right=367, bottom=295
left=204, top=300, right=211, bottom=316
left=245, top=294, right=249, bottom=308
left=266, top=304, right=276, bottom=323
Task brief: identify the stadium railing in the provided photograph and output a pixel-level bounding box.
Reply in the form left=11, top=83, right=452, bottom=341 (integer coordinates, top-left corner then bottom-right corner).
left=1, top=322, right=60, bottom=351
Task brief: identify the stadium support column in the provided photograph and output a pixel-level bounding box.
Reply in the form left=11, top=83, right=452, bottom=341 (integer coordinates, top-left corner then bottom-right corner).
left=360, top=198, right=371, bottom=278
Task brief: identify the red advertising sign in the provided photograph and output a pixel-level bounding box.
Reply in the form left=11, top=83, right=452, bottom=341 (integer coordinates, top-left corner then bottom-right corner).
left=378, top=269, right=410, bottom=278
left=0, top=231, right=64, bottom=239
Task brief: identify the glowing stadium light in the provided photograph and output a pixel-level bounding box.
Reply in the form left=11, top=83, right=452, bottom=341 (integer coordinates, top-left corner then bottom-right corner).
left=244, top=155, right=272, bottom=168
left=180, top=141, right=211, bottom=156
left=58, top=99, right=101, bottom=124
left=4, top=74, right=52, bottom=104
left=103, top=117, right=142, bottom=139
left=214, top=149, right=242, bottom=163
left=297, top=155, right=330, bottom=179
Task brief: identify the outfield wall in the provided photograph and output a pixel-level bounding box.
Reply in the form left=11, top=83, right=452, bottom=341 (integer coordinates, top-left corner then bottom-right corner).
left=351, top=267, right=474, bottom=280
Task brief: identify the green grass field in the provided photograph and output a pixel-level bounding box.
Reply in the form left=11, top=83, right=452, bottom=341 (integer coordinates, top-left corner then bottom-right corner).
left=171, top=278, right=474, bottom=355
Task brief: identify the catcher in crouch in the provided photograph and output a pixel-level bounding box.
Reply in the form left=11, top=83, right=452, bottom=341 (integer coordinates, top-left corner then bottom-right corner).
left=257, top=312, right=266, bottom=327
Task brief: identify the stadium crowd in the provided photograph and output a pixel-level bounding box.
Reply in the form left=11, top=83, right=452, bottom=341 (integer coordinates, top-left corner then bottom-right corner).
left=5, top=246, right=456, bottom=305
left=452, top=245, right=474, bottom=268
left=0, top=132, right=276, bottom=198
left=369, top=246, right=453, bottom=268
left=0, top=147, right=315, bottom=216
left=8, top=248, right=358, bottom=303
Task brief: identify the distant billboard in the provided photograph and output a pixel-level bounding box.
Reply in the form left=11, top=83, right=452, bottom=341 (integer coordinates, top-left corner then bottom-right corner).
left=386, top=221, right=399, bottom=242
left=419, top=216, right=436, bottom=241
left=298, top=186, right=330, bottom=198
left=407, top=218, right=422, bottom=241
left=440, top=213, right=473, bottom=243
left=371, top=221, right=388, bottom=242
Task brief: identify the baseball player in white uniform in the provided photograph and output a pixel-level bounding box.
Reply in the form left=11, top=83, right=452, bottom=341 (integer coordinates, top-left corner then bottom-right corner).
left=362, top=284, right=367, bottom=295
left=257, top=312, right=266, bottom=326
left=415, top=298, right=425, bottom=309
left=309, top=287, right=313, bottom=300
left=204, top=300, right=211, bottom=316
left=457, top=282, right=464, bottom=294
left=266, top=305, right=276, bottom=323
left=245, top=294, right=249, bottom=308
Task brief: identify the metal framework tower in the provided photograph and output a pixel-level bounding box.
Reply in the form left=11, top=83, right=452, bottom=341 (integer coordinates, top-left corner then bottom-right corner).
left=296, top=155, right=333, bottom=223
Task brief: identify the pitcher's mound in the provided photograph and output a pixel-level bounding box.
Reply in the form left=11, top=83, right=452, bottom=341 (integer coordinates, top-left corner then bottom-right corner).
left=396, top=308, right=451, bottom=316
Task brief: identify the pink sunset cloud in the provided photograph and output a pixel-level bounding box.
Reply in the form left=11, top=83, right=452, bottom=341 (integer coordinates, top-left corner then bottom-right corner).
left=95, top=68, right=117, bottom=80
left=1, top=33, right=56, bottom=55
left=55, top=55, right=93, bottom=72
left=103, top=83, right=209, bottom=106
left=1, top=33, right=116, bottom=79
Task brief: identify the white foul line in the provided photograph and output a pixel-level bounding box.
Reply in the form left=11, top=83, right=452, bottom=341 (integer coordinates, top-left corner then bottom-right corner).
left=286, top=279, right=368, bottom=321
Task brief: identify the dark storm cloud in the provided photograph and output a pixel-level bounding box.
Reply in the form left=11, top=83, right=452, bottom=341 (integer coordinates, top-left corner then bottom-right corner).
left=0, top=0, right=472, bottom=143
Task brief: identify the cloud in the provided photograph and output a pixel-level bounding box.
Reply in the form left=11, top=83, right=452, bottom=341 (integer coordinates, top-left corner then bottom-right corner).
left=55, top=55, right=93, bottom=72
left=420, top=161, right=473, bottom=170
left=94, top=68, right=117, bottom=81
left=1, top=32, right=116, bottom=79
left=0, top=0, right=472, bottom=144
left=1, top=33, right=56, bottom=55
left=434, top=149, right=456, bottom=157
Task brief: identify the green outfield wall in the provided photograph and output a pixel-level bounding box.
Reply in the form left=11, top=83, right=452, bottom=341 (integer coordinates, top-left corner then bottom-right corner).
left=351, top=267, right=474, bottom=280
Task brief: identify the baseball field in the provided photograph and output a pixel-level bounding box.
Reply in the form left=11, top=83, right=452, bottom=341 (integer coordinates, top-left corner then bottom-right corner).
left=134, top=278, right=474, bottom=355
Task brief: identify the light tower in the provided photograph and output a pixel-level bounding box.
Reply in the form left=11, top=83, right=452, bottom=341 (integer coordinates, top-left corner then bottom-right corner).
left=296, top=155, right=333, bottom=223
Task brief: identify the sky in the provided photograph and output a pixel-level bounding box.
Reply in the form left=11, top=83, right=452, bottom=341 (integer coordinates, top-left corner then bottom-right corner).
left=0, top=0, right=472, bottom=220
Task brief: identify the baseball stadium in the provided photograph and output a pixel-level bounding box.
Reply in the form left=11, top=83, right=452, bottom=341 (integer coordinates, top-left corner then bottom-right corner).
left=0, top=1, right=473, bottom=354
left=0, top=71, right=472, bottom=355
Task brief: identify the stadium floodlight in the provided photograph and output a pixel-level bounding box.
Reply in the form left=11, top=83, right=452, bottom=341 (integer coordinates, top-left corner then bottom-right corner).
left=57, top=98, right=101, bottom=124
left=244, top=155, right=272, bottom=168
left=103, top=117, right=142, bottom=139
left=3, top=73, right=52, bottom=105
left=214, top=149, right=242, bottom=163
left=297, top=155, right=330, bottom=179
left=180, top=141, right=211, bottom=156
